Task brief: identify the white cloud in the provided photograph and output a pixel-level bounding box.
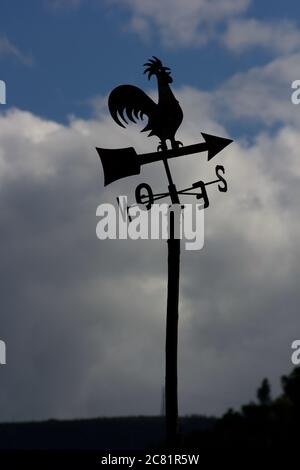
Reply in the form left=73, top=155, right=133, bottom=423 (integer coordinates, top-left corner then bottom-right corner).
left=45, top=0, right=300, bottom=57
left=0, top=35, right=33, bottom=65
left=224, top=19, right=300, bottom=54
left=226, top=54, right=300, bottom=125
left=177, top=52, right=300, bottom=129
left=111, top=0, right=250, bottom=47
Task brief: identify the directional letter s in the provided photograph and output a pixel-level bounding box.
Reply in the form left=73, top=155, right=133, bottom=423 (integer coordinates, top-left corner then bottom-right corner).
left=216, top=165, right=227, bottom=193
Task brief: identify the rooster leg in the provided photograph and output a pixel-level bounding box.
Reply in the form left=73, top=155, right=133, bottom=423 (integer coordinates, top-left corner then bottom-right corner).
left=157, top=140, right=168, bottom=152
left=171, top=138, right=183, bottom=149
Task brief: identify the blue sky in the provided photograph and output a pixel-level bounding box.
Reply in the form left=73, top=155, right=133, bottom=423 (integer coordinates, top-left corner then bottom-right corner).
left=1, top=1, right=300, bottom=422
left=1, top=0, right=300, bottom=122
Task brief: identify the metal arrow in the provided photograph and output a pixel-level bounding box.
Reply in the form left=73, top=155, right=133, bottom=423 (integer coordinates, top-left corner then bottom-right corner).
left=96, top=132, right=233, bottom=186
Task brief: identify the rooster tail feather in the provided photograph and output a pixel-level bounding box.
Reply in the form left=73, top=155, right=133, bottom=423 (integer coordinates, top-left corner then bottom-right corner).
left=108, top=84, right=157, bottom=131
left=109, top=108, right=126, bottom=128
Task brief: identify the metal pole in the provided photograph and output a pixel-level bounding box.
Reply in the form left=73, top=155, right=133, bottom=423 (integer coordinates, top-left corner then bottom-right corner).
left=165, top=227, right=180, bottom=448
left=162, top=155, right=181, bottom=449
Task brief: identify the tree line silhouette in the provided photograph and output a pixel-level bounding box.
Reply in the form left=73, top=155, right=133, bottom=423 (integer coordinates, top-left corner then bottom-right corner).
left=181, top=367, right=300, bottom=451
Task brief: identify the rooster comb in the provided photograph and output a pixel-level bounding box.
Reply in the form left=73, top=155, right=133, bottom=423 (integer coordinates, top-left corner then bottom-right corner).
left=143, top=56, right=170, bottom=79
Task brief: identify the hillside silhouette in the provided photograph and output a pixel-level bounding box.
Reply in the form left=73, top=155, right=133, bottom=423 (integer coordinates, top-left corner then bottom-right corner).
left=0, top=367, right=299, bottom=464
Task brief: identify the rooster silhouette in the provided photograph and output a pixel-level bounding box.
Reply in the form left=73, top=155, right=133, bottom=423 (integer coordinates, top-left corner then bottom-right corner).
left=108, top=57, right=183, bottom=152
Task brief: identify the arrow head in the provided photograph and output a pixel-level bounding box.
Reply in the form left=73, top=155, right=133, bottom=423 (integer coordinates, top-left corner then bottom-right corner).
left=201, top=132, right=233, bottom=161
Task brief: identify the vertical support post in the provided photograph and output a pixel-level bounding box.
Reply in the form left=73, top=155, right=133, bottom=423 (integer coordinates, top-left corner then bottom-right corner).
left=165, top=223, right=180, bottom=448
left=162, top=155, right=181, bottom=448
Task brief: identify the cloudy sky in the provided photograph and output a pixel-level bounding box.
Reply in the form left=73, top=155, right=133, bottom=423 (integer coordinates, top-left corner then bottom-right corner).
left=1, top=0, right=300, bottom=422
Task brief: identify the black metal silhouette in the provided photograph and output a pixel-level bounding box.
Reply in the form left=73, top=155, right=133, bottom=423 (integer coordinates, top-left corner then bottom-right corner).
left=108, top=56, right=183, bottom=152
left=97, top=132, right=232, bottom=186
left=128, top=165, right=227, bottom=212
left=96, top=57, right=233, bottom=450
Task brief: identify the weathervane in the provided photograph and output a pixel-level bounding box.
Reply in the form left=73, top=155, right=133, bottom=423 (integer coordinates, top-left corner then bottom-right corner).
left=96, top=56, right=233, bottom=448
